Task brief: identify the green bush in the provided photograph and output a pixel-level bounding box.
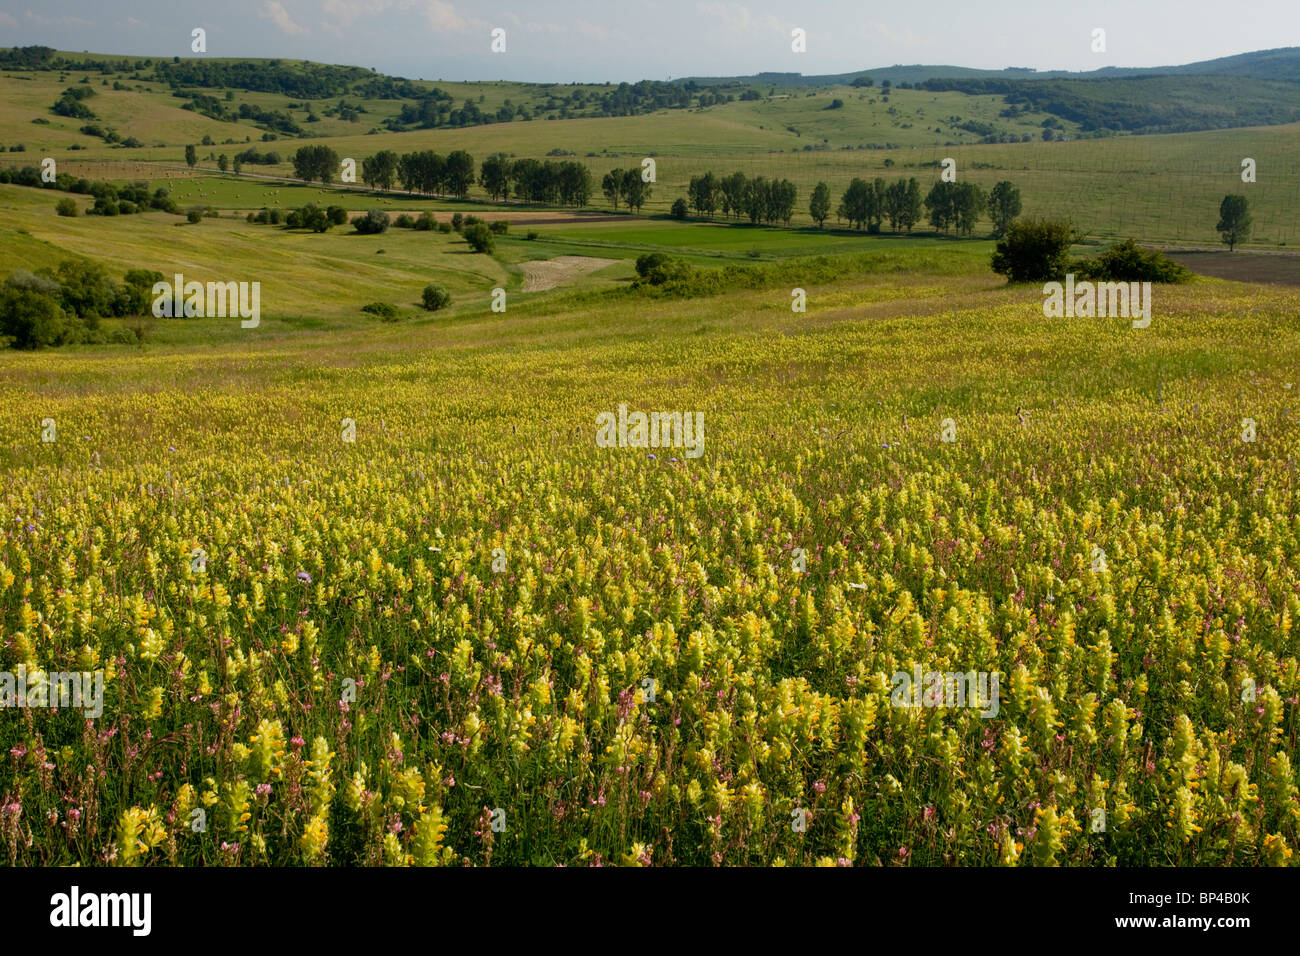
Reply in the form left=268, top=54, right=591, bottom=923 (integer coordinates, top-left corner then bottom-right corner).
left=361, top=301, right=400, bottom=320
left=353, top=209, right=390, bottom=235
left=526, top=230, right=539, bottom=240
left=671, top=198, right=688, bottom=220
left=421, top=284, right=451, bottom=311
left=438, top=221, right=452, bottom=233
left=56, top=198, right=78, bottom=217
left=307, top=204, right=331, bottom=232
left=394, top=214, right=414, bottom=228
left=990, top=218, right=1077, bottom=283
left=186, top=208, right=203, bottom=224
left=0, top=287, right=74, bottom=349
left=327, top=205, right=349, bottom=226
left=413, top=211, right=436, bottom=232
left=1073, top=239, right=1191, bottom=283
left=451, top=212, right=464, bottom=232
left=633, top=253, right=694, bottom=288
left=489, top=219, right=508, bottom=235
left=463, top=222, right=494, bottom=254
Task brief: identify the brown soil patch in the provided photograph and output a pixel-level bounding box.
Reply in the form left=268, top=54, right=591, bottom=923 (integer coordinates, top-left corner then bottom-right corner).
left=378, top=210, right=636, bottom=224
left=1164, top=250, right=1300, bottom=286
left=520, top=256, right=617, bottom=291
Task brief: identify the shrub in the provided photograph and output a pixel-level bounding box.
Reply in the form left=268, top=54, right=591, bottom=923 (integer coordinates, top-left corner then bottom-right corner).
left=327, top=205, right=349, bottom=226
left=269, top=208, right=283, bottom=225
left=56, top=198, right=78, bottom=217
left=298, top=203, right=330, bottom=232
left=438, top=221, right=452, bottom=233
left=526, top=230, right=539, bottom=240
left=5, top=270, right=63, bottom=298
left=118, top=269, right=164, bottom=316
left=1073, top=239, right=1191, bottom=283
left=990, top=218, right=1077, bottom=283
left=421, top=284, right=451, bottom=311
left=671, top=198, right=688, bottom=220
left=353, top=209, right=390, bottom=235
left=394, top=214, right=415, bottom=228
left=635, top=253, right=669, bottom=278
left=108, top=327, right=137, bottom=344
left=361, top=301, right=400, bottom=320
left=634, top=253, right=693, bottom=287
left=463, top=222, right=494, bottom=254
left=489, top=219, right=508, bottom=235
left=413, top=211, right=436, bottom=231
left=150, top=188, right=179, bottom=214
left=186, top=208, right=203, bottom=224
left=451, top=213, right=464, bottom=232
left=0, top=287, right=74, bottom=349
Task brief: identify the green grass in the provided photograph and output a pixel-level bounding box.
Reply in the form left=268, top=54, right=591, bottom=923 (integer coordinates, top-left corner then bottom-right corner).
left=4, top=57, right=1299, bottom=247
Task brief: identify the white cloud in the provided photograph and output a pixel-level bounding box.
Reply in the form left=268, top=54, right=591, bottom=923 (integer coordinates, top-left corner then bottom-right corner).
left=0, top=12, right=18, bottom=28
left=695, top=1, right=786, bottom=36
left=412, top=0, right=489, bottom=34
left=261, top=0, right=310, bottom=36
left=24, top=10, right=95, bottom=29
left=573, top=19, right=627, bottom=43
left=871, top=21, right=924, bottom=53
left=322, top=0, right=391, bottom=31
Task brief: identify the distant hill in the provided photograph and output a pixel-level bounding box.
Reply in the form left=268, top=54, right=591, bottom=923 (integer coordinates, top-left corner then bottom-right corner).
left=673, top=49, right=1300, bottom=135
left=2, top=44, right=1297, bottom=141
left=674, top=47, right=1300, bottom=86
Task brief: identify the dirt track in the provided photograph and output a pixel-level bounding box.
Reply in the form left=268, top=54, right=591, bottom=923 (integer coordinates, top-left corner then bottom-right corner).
left=520, top=256, right=616, bottom=291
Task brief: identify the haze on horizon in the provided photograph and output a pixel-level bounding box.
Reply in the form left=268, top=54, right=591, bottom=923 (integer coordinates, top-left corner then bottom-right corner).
left=0, top=0, right=1296, bottom=84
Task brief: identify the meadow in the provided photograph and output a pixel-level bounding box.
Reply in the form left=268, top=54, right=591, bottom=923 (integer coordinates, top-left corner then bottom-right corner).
left=2, top=233, right=1300, bottom=864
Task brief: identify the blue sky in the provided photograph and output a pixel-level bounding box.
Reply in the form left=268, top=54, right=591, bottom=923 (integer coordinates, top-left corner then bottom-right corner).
left=1, top=0, right=1296, bottom=82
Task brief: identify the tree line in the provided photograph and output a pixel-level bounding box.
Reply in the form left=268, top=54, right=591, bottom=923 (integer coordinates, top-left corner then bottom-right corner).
left=290, top=145, right=1028, bottom=235
left=683, top=172, right=800, bottom=225
left=1, top=261, right=163, bottom=349
left=818, top=176, right=1020, bottom=237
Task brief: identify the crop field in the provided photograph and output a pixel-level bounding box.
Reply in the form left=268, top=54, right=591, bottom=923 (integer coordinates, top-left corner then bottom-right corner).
left=2, top=37, right=1300, bottom=874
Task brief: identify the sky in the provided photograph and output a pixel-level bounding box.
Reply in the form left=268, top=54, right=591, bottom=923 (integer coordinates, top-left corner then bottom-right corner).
left=1, top=0, right=1297, bottom=83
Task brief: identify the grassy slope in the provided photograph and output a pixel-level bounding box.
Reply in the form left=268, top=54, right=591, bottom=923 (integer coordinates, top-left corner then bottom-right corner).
left=2, top=247, right=1298, bottom=865
left=3, top=59, right=1298, bottom=246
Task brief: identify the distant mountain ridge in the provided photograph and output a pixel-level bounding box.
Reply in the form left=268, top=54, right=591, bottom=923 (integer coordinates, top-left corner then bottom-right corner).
left=674, top=47, right=1300, bottom=87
